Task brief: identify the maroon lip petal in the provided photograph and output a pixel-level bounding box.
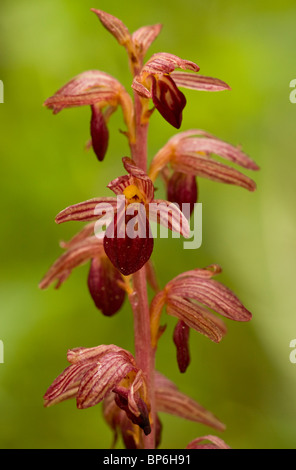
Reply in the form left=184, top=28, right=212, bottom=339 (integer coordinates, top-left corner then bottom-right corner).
left=150, top=74, right=186, bottom=129
left=90, top=105, right=109, bottom=161
left=87, top=256, right=125, bottom=316
left=173, top=320, right=190, bottom=373
left=103, top=210, right=154, bottom=276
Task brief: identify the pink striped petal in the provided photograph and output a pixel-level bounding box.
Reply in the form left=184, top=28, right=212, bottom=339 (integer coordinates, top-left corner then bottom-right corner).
left=171, top=71, right=231, bottom=92
left=107, top=175, right=131, bottom=195
left=166, top=295, right=227, bottom=343
left=67, top=344, right=124, bottom=364
left=44, top=362, right=92, bottom=407
left=132, top=24, right=163, bottom=58
left=131, top=79, right=151, bottom=98
left=39, top=237, right=103, bottom=290
left=155, top=372, right=225, bottom=431
left=172, top=153, right=257, bottom=191
left=91, top=9, right=131, bottom=46
left=44, top=70, right=122, bottom=113
left=176, top=134, right=259, bottom=170
left=148, top=199, right=190, bottom=238
left=169, top=278, right=252, bottom=322
left=76, top=351, right=138, bottom=409
left=55, top=197, right=117, bottom=224
left=144, top=53, right=200, bottom=74
left=168, top=264, right=222, bottom=283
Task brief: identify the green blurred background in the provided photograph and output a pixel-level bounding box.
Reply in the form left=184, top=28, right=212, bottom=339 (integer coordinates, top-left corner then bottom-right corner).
left=1, top=0, right=296, bottom=449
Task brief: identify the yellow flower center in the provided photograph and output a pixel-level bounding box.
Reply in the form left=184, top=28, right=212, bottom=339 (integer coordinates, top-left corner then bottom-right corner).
left=123, top=184, right=145, bottom=204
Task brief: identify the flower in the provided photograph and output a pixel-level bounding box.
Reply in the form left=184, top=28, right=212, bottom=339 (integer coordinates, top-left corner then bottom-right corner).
left=44, top=70, right=134, bottom=162
left=39, top=223, right=126, bottom=316
left=150, top=264, right=252, bottom=372
left=103, top=370, right=225, bottom=449
left=54, top=157, right=190, bottom=276
left=149, top=129, right=259, bottom=203
left=132, top=53, right=230, bottom=129
left=43, top=344, right=151, bottom=435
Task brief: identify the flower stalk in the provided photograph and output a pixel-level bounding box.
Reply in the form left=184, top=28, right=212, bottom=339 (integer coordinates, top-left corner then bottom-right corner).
left=40, top=9, right=259, bottom=450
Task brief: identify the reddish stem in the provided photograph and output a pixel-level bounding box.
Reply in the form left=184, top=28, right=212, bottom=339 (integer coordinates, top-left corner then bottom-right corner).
left=130, top=92, right=156, bottom=449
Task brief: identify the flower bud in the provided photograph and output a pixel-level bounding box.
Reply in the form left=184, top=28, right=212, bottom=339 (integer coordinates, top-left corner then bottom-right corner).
left=87, top=255, right=125, bottom=316
left=173, top=320, right=190, bottom=373
left=167, top=171, right=198, bottom=216
left=90, top=104, right=109, bottom=161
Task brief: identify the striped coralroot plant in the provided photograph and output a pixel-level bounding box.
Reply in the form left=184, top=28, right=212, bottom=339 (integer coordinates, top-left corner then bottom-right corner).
left=40, top=9, right=258, bottom=449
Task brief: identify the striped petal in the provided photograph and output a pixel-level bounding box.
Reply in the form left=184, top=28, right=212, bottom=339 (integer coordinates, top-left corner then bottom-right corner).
left=155, top=372, right=225, bottom=431
left=44, top=70, right=122, bottom=113
left=171, top=71, right=231, bottom=92
left=55, top=197, right=117, bottom=224
left=175, top=133, right=259, bottom=170
left=166, top=295, right=227, bottom=343
left=132, top=24, right=162, bottom=59
left=39, top=236, right=103, bottom=289
left=91, top=9, right=131, bottom=46
left=44, top=362, right=93, bottom=407
left=76, top=350, right=138, bottom=409
left=172, top=153, right=256, bottom=191
left=168, top=277, right=252, bottom=322
left=144, top=53, right=200, bottom=75
left=148, top=199, right=190, bottom=238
